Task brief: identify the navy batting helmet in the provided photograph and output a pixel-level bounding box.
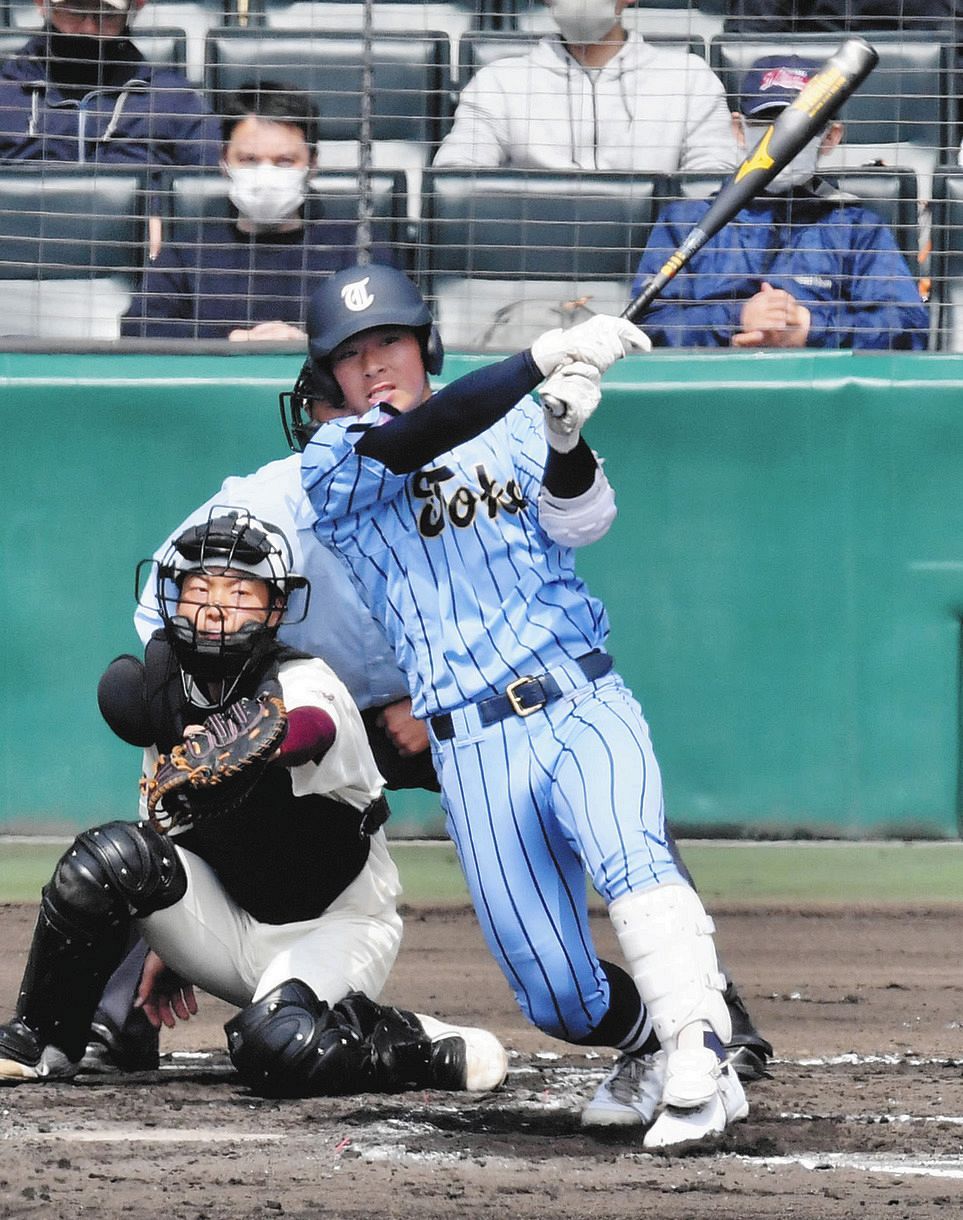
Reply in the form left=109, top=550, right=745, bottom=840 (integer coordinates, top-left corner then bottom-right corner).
left=306, top=264, right=444, bottom=382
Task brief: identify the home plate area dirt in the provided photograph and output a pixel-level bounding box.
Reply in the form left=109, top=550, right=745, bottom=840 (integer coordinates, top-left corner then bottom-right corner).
left=1, top=903, right=962, bottom=1219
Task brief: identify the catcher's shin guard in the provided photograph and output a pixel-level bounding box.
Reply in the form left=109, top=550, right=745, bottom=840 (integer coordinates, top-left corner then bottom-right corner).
left=15, top=821, right=186, bottom=1062
left=226, top=980, right=370, bottom=1098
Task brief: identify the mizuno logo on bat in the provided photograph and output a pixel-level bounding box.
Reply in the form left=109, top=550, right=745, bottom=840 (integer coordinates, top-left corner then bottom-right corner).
left=735, top=128, right=775, bottom=182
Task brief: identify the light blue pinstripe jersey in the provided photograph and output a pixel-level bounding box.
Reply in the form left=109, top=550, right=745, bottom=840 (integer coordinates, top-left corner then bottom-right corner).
left=302, top=394, right=610, bottom=718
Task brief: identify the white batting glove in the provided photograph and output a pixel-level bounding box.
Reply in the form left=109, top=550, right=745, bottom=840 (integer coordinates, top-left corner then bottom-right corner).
left=530, top=314, right=652, bottom=377
left=539, top=361, right=602, bottom=453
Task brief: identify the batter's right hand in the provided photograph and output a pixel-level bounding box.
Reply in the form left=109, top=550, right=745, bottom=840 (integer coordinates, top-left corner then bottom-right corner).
left=530, top=314, right=651, bottom=377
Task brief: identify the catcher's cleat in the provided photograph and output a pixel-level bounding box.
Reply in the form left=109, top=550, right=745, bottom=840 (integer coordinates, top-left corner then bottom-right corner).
left=643, top=1050, right=748, bottom=1150
left=0, top=1018, right=79, bottom=1085
left=581, top=1050, right=666, bottom=1128
left=80, top=1010, right=160, bottom=1075
left=416, top=1015, right=509, bottom=1092
left=723, top=981, right=774, bottom=1083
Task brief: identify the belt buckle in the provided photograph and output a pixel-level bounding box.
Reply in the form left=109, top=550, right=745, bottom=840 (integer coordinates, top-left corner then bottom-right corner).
left=505, top=675, right=543, bottom=717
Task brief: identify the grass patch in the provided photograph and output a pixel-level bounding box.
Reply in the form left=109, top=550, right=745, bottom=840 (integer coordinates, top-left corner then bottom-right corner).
left=3, top=838, right=963, bottom=907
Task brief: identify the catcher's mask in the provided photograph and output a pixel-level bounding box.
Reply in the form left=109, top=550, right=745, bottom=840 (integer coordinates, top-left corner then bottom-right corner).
left=142, top=510, right=309, bottom=683
left=301, top=263, right=444, bottom=414
left=279, top=357, right=330, bottom=454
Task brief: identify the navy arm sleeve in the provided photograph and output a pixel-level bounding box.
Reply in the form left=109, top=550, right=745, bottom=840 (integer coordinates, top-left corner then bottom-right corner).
left=543, top=440, right=600, bottom=497
left=354, top=350, right=542, bottom=474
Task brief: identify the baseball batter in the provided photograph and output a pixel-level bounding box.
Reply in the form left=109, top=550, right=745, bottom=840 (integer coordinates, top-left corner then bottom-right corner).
left=0, top=510, right=506, bottom=1097
left=299, top=264, right=749, bottom=1149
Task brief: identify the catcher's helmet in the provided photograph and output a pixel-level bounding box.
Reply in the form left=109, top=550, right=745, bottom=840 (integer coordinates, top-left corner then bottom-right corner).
left=149, top=510, right=308, bottom=683
left=304, top=263, right=444, bottom=409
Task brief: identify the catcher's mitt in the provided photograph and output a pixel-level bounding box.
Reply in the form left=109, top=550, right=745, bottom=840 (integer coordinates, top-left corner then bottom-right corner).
left=142, top=690, right=287, bottom=833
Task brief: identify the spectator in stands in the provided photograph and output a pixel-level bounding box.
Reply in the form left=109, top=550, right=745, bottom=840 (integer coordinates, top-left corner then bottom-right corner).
left=723, top=1, right=958, bottom=36
left=122, top=83, right=384, bottom=341
left=0, top=0, right=220, bottom=168
left=432, top=0, right=738, bottom=173
left=630, top=55, right=929, bottom=350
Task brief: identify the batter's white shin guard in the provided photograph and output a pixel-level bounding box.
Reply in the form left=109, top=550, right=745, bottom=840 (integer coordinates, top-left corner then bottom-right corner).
left=608, top=884, right=747, bottom=1148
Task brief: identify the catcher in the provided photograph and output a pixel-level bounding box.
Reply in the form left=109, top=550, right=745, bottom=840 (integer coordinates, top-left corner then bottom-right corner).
left=0, top=510, right=507, bottom=1096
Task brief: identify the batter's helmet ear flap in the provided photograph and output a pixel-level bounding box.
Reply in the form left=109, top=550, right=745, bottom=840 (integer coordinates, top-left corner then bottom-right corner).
left=424, top=324, right=444, bottom=376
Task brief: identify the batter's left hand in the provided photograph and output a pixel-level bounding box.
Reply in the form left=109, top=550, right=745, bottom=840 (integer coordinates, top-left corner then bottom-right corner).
left=378, top=698, right=430, bottom=757
left=540, top=361, right=602, bottom=452
left=133, top=950, right=198, bottom=1030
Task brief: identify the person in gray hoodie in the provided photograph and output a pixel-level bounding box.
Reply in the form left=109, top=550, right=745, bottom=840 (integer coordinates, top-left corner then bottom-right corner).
left=433, top=0, right=738, bottom=173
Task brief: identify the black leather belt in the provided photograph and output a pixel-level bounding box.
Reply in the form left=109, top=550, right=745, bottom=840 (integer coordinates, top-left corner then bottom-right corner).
left=430, top=651, right=613, bottom=742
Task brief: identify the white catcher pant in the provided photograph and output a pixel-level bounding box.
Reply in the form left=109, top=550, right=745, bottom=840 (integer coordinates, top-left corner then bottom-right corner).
left=137, top=830, right=403, bottom=1009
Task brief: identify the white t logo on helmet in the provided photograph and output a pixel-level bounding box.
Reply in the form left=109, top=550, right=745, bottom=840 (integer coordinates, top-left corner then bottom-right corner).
left=341, top=278, right=375, bottom=312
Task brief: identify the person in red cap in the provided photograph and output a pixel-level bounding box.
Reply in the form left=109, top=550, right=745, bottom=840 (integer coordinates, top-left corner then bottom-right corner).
left=631, top=52, right=930, bottom=350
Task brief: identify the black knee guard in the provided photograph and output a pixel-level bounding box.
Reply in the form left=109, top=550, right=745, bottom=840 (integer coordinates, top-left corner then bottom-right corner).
left=53, top=820, right=186, bottom=920
left=225, top=980, right=370, bottom=1099
left=333, top=992, right=462, bottom=1092
left=16, top=820, right=186, bottom=1061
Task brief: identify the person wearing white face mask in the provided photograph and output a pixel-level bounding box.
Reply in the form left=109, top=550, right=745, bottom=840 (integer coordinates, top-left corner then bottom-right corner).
left=433, top=0, right=738, bottom=173
left=629, top=54, right=930, bottom=350
left=122, top=82, right=393, bottom=341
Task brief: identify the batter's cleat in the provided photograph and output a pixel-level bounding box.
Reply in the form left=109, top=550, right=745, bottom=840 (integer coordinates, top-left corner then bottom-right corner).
left=417, top=1015, right=509, bottom=1092
left=580, top=1050, right=667, bottom=1128
left=80, top=1010, right=160, bottom=1075
left=723, top=981, right=774, bottom=1083
left=643, top=1049, right=748, bottom=1150
left=0, top=1018, right=79, bottom=1085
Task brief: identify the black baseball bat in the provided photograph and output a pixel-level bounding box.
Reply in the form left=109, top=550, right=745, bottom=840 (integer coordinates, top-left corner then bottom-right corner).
left=622, top=37, right=879, bottom=324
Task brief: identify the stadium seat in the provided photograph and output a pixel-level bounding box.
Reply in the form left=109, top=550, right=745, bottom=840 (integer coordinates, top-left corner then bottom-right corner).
left=929, top=169, right=963, bottom=350
left=204, top=28, right=451, bottom=155
left=0, top=167, right=147, bottom=339
left=0, top=25, right=189, bottom=74
left=248, top=1, right=506, bottom=78
left=709, top=33, right=956, bottom=202
left=419, top=167, right=665, bottom=349
left=0, top=0, right=231, bottom=82
left=505, top=0, right=726, bottom=41
left=458, top=28, right=708, bottom=80
left=136, top=0, right=245, bottom=85
left=158, top=167, right=410, bottom=268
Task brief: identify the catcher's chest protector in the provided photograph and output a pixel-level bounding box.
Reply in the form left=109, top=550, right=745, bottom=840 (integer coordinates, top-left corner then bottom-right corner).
left=139, top=636, right=373, bottom=925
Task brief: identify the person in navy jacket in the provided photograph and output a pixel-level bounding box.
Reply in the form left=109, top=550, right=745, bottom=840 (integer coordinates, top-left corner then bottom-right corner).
left=121, top=82, right=389, bottom=341
left=631, top=54, right=930, bottom=351
left=0, top=0, right=220, bottom=169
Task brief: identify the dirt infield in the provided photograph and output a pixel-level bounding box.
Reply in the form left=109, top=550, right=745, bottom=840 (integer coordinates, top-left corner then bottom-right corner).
left=1, top=900, right=962, bottom=1219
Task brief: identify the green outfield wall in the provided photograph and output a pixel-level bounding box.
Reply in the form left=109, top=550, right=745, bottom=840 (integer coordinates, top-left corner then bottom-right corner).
left=3, top=348, right=963, bottom=838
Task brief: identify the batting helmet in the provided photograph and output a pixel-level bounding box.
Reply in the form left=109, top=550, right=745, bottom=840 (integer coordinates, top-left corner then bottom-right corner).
left=304, top=264, right=444, bottom=408
left=150, top=510, right=308, bottom=684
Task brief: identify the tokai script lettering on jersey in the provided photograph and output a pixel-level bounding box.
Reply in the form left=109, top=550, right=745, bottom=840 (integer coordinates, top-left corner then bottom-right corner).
left=413, top=463, right=527, bottom=538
